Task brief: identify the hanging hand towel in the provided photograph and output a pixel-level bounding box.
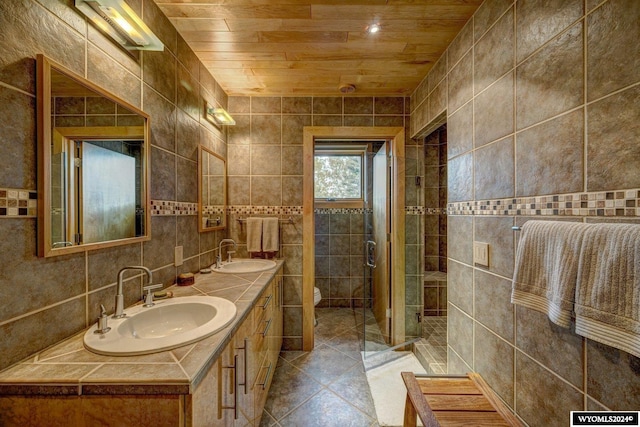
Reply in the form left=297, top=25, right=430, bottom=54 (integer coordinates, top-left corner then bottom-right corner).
left=246, top=217, right=263, bottom=253
left=262, top=217, right=280, bottom=253
left=575, top=223, right=640, bottom=359
left=511, top=220, right=592, bottom=328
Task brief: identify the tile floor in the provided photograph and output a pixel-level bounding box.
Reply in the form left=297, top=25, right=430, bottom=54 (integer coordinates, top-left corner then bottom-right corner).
left=413, top=316, right=447, bottom=374
left=261, top=308, right=380, bottom=427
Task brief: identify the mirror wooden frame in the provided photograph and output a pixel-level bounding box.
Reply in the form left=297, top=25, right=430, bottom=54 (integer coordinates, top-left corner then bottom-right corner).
left=198, top=146, right=226, bottom=232
left=36, top=54, right=151, bottom=257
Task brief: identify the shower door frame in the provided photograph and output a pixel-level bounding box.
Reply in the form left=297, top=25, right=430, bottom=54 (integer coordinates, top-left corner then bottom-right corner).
left=302, top=126, right=406, bottom=350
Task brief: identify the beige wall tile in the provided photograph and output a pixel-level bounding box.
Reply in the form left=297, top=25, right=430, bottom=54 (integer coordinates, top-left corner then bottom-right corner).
left=587, top=0, right=640, bottom=101
left=474, top=72, right=514, bottom=148
left=313, top=97, right=342, bottom=114
left=448, top=216, right=473, bottom=265
left=428, top=54, right=448, bottom=94
left=150, top=147, right=176, bottom=200
left=587, top=85, right=640, bottom=191
left=587, top=340, right=640, bottom=411
left=251, top=115, right=282, bottom=145
left=516, top=109, right=584, bottom=196
left=474, top=270, right=514, bottom=343
left=251, top=176, right=282, bottom=206
left=251, top=145, right=282, bottom=175
left=473, top=0, right=514, bottom=41
left=474, top=216, right=514, bottom=278
left=429, top=80, right=447, bottom=121
left=474, top=7, right=514, bottom=94
left=516, top=352, right=584, bottom=427
left=228, top=177, right=250, bottom=205
left=448, top=51, right=473, bottom=113
left=142, top=49, right=176, bottom=104
left=447, top=260, right=473, bottom=315
left=448, top=152, right=473, bottom=202
left=447, top=101, right=473, bottom=159
left=283, top=97, right=312, bottom=114
left=228, top=115, right=251, bottom=145
left=145, top=87, right=176, bottom=152
left=475, top=136, right=514, bottom=200
left=251, top=97, right=282, bottom=113
left=227, top=145, right=250, bottom=175
left=516, top=307, right=583, bottom=387
left=177, top=65, right=199, bottom=121
left=474, top=324, right=514, bottom=406
left=447, top=19, right=473, bottom=69
left=448, top=305, right=474, bottom=368
left=516, top=0, right=583, bottom=63
left=0, top=88, right=35, bottom=189
left=344, top=97, right=373, bottom=114
left=374, top=97, right=404, bottom=115
left=283, top=115, right=311, bottom=145
left=516, top=22, right=583, bottom=130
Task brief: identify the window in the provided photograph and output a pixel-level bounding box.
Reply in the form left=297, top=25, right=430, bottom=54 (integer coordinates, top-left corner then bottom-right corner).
left=314, top=145, right=365, bottom=203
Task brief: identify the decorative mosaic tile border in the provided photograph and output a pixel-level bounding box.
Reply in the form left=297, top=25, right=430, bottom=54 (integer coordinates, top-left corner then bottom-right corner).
left=405, top=206, right=447, bottom=215
left=228, top=206, right=303, bottom=215
left=0, top=188, right=37, bottom=218
left=150, top=200, right=197, bottom=216
left=203, top=205, right=225, bottom=215
left=448, top=189, right=640, bottom=217
left=314, top=208, right=368, bottom=214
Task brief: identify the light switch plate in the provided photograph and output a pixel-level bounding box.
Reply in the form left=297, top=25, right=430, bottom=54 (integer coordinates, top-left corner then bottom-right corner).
left=474, top=242, right=490, bottom=267
left=175, top=246, right=183, bottom=266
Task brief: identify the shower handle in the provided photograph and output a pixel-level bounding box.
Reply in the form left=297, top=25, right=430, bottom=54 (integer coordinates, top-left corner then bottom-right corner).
left=366, top=240, right=377, bottom=268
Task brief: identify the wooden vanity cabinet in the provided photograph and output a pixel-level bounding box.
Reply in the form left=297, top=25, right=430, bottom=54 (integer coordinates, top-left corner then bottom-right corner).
left=189, top=268, right=284, bottom=427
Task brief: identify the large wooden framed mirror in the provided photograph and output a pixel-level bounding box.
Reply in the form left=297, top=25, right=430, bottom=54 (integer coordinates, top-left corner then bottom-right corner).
left=37, top=54, right=151, bottom=257
left=198, top=146, right=226, bottom=232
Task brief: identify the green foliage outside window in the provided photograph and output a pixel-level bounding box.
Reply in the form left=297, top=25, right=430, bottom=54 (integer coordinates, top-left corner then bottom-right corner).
left=314, top=154, right=362, bottom=199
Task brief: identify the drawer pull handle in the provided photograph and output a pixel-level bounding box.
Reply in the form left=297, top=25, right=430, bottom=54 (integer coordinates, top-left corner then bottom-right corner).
left=262, top=318, right=272, bottom=337
left=262, top=294, right=273, bottom=310
left=258, top=362, right=273, bottom=390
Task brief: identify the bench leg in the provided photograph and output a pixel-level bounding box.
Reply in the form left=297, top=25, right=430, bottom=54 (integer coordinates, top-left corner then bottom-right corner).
left=403, top=392, right=417, bottom=427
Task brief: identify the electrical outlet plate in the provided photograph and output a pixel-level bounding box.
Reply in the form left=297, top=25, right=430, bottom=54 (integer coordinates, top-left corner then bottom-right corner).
left=473, top=242, right=489, bottom=267
left=175, top=246, right=183, bottom=266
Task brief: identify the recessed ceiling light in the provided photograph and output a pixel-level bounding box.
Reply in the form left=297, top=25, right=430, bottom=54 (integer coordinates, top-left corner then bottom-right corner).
left=368, top=23, right=380, bottom=34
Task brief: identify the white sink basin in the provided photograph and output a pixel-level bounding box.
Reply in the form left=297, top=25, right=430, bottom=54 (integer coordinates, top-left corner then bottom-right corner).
left=83, top=296, right=236, bottom=356
left=214, top=259, right=276, bottom=274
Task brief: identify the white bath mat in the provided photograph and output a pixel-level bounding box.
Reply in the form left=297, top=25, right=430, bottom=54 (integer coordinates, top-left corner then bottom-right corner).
left=363, top=351, right=426, bottom=426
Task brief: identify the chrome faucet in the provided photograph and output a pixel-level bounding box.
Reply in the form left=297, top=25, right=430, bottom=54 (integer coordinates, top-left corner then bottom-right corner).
left=114, top=266, right=152, bottom=318
left=216, top=239, right=237, bottom=268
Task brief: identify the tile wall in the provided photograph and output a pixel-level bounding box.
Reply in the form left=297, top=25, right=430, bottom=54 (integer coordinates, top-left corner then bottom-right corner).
left=225, top=96, right=412, bottom=350
left=410, top=0, right=640, bottom=424
left=314, top=209, right=366, bottom=309
left=0, top=0, right=228, bottom=371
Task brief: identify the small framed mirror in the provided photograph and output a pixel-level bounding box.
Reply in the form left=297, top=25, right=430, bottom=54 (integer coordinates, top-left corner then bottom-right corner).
left=37, top=54, right=150, bottom=257
left=198, top=146, right=226, bottom=232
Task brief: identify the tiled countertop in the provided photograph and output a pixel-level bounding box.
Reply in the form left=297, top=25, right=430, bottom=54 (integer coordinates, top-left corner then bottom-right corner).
left=0, top=260, right=284, bottom=396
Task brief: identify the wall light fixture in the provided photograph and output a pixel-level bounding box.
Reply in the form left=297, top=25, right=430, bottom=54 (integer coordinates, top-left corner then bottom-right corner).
left=206, top=105, right=236, bottom=126
left=75, top=0, right=164, bottom=51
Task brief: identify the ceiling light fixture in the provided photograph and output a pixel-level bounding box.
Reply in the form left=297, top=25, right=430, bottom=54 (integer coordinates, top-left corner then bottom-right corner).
left=339, top=84, right=356, bottom=94
left=206, top=105, right=236, bottom=126
left=367, top=23, right=381, bottom=34
left=75, top=0, right=164, bottom=51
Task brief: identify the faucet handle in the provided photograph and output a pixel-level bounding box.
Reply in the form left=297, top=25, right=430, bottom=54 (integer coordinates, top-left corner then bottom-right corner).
left=94, top=304, right=111, bottom=334
left=143, top=284, right=163, bottom=307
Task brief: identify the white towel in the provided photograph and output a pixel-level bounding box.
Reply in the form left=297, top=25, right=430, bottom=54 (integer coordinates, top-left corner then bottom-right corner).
left=575, top=223, right=640, bottom=358
left=511, top=220, right=592, bottom=328
left=262, top=217, right=280, bottom=252
left=246, top=217, right=263, bottom=253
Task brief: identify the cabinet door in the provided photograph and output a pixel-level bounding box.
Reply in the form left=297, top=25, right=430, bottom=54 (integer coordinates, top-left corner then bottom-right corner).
left=234, top=312, right=255, bottom=425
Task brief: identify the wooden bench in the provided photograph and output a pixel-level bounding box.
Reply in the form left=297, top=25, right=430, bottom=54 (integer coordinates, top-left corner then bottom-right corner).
left=401, top=372, right=524, bottom=427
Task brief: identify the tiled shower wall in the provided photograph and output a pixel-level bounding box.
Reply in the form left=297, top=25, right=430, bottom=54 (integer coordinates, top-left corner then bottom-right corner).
left=225, top=96, right=411, bottom=350
left=314, top=210, right=366, bottom=308
left=410, top=0, right=640, bottom=424
left=0, top=0, right=229, bottom=371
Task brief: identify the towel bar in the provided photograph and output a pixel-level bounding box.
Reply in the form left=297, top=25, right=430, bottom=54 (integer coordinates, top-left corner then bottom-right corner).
left=512, top=226, right=522, bottom=231
left=236, top=216, right=294, bottom=224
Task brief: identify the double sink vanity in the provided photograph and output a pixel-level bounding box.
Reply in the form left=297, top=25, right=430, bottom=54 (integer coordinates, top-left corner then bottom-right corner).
left=0, top=260, right=284, bottom=427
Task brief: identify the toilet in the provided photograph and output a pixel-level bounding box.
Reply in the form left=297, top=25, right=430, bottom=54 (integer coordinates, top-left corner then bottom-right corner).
left=313, top=287, right=322, bottom=326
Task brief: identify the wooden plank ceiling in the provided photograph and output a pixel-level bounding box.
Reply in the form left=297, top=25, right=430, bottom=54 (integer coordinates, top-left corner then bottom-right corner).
left=155, top=0, right=482, bottom=96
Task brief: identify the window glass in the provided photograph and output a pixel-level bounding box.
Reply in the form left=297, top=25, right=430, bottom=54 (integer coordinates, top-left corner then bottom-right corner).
left=314, top=153, right=363, bottom=200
